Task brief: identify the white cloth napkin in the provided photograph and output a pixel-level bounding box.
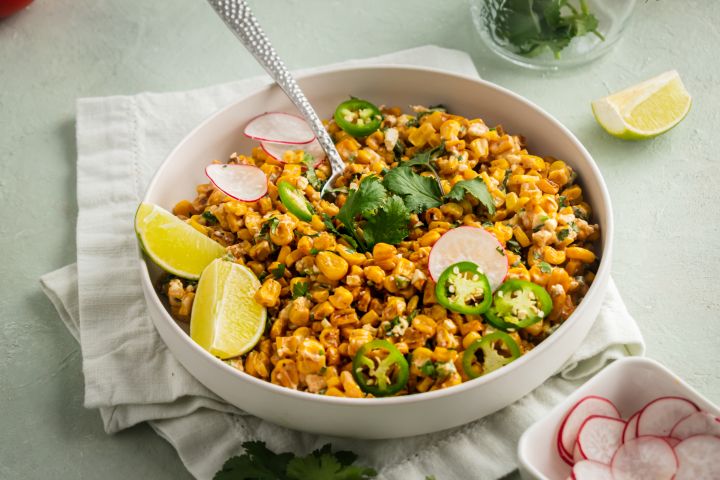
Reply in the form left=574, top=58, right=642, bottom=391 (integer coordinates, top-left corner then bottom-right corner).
left=39, top=45, right=645, bottom=480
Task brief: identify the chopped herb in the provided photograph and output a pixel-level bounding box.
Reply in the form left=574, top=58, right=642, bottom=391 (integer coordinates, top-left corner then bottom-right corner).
left=310, top=248, right=320, bottom=255
left=501, top=169, right=512, bottom=191
left=446, top=177, right=497, bottom=214
left=538, top=261, right=552, bottom=274
left=506, top=239, right=522, bottom=254
left=270, top=263, right=286, bottom=279
left=558, top=195, right=568, bottom=209
left=570, top=221, right=579, bottom=232
left=301, top=153, right=324, bottom=191
left=320, top=213, right=358, bottom=250
left=394, top=275, right=410, bottom=289
left=557, top=229, right=570, bottom=241
left=258, top=271, right=268, bottom=282
left=291, top=281, right=310, bottom=300
left=420, top=361, right=437, bottom=378
left=259, top=216, right=280, bottom=237
left=482, top=221, right=494, bottom=228
left=202, top=210, right=219, bottom=224
left=573, top=206, right=588, bottom=221
left=383, top=166, right=443, bottom=214
left=392, top=138, right=406, bottom=161
left=533, top=216, right=550, bottom=232
left=496, top=246, right=506, bottom=256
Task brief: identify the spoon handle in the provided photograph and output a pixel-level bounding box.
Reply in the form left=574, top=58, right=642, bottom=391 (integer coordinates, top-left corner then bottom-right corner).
left=206, top=0, right=345, bottom=183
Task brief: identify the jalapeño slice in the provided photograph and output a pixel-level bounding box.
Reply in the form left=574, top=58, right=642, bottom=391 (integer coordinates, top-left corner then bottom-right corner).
left=333, top=98, right=383, bottom=137
left=277, top=180, right=314, bottom=222
left=485, top=279, right=553, bottom=331
left=352, top=339, right=409, bottom=396
left=462, top=331, right=521, bottom=379
left=435, top=261, right=492, bottom=315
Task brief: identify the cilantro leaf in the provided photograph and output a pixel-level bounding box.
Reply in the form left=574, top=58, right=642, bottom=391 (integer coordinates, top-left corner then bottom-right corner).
left=336, top=176, right=387, bottom=248
left=202, top=210, right=219, bottom=224
left=403, top=142, right=445, bottom=169
left=286, top=444, right=376, bottom=480
left=383, top=167, right=442, bottom=213
left=302, top=153, right=324, bottom=191
left=320, top=213, right=358, bottom=250
left=292, top=281, right=310, bottom=300
left=446, top=177, right=496, bottom=214
left=214, top=441, right=292, bottom=480
left=363, top=195, right=410, bottom=248
left=538, top=261, right=552, bottom=274
left=270, top=263, right=286, bottom=279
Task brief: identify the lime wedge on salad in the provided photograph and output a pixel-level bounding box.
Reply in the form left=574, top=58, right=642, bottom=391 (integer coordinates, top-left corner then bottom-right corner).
left=591, top=70, right=691, bottom=140
left=135, top=202, right=226, bottom=280
left=191, top=258, right=266, bottom=359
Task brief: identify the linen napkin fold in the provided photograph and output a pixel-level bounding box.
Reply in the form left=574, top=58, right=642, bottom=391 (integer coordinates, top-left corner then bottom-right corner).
left=40, top=45, right=645, bottom=480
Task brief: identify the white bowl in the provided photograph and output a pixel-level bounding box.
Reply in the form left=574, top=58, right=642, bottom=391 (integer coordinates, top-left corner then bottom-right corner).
left=518, top=357, right=720, bottom=479
left=139, top=65, right=614, bottom=439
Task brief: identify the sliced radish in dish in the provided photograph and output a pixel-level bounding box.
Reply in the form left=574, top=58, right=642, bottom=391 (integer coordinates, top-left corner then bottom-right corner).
left=623, top=411, right=640, bottom=444
left=674, top=434, right=720, bottom=480
left=573, top=442, right=583, bottom=464
left=664, top=437, right=681, bottom=447
left=428, top=226, right=508, bottom=290
left=558, top=396, right=621, bottom=459
left=558, top=434, right=575, bottom=466
left=611, top=436, right=678, bottom=480
left=670, top=411, right=720, bottom=439
left=572, top=460, right=614, bottom=480
left=636, top=396, right=699, bottom=437
left=261, top=139, right=326, bottom=164
left=205, top=164, right=268, bottom=202
left=577, top=415, right=626, bottom=464
left=244, top=112, right=315, bottom=145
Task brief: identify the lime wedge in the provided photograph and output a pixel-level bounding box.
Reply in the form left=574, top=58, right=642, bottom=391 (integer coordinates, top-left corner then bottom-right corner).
left=190, top=259, right=266, bottom=359
left=135, top=202, right=226, bottom=280
left=591, top=70, right=691, bottom=140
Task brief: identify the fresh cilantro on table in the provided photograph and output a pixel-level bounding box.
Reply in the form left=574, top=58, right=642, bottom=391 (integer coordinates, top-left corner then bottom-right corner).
left=446, top=177, right=497, bottom=214
left=362, top=194, right=411, bottom=247
left=302, top=153, right=324, bottom=191
left=490, top=0, right=604, bottom=59
left=213, top=441, right=377, bottom=480
left=383, top=167, right=443, bottom=213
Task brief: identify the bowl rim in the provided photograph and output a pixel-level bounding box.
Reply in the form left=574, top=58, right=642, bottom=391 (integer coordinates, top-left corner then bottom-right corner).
left=141, top=64, right=615, bottom=407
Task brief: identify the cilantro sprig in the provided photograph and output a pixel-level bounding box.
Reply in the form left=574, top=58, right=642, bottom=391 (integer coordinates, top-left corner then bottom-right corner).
left=490, top=0, right=604, bottom=59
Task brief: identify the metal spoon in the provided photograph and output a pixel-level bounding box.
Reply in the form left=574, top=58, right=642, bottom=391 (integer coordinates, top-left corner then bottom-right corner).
left=206, top=0, right=345, bottom=198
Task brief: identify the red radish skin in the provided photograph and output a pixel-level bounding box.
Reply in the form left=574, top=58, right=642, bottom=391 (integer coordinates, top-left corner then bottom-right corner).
left=558, top=396, right=621, bottom=459
left=260, top=139, right=326, bottom=164
left=674, top=434, right=720, bottom=480
left=427, top=226, right=509, bottom=290
left=623, top=411, right=640, bottom=444
left=664, top=437, right=681, bottom=447
left=572, top=460, right=614, bottom=480
left=205, top=164, right=268, bottom=202
left=670, top=411, right=720, bottom=439
left=572, top=442, right=583, bottom=464
left=611, top=436, right=678, bottom=480
left=244, top=112, right=315, bottom=145
left=636, top=396, right=700, bottom=437
left=558, top=433, right=575, bottom=466
left=576, top=415, right=626, bottom=464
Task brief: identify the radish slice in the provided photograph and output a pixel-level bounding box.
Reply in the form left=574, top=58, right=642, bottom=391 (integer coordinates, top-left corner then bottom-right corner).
left=205, top=164, right=268, bottom=202
left=671, top=411, right=720, bottom=439
left=637, top=396, right=699, bottom=437
left=623, top=411, right=640, bottom=444
left=558, top=396, right=621, bottom=459
left=244, top=112, right=315, bottom=145
left=664, top=437, right=681, bottom=447
left=428, top=226, right=508, bottom=290
left=611, top=436, right=678, bottom=480
left=261, top=139, right=326, bottom=164
left=573, top=442, right=583, bottom=464
left=558, top=434, right=575, bottom=466
left=572, top=460, right=614, bottom=480
left=674, top=434, right=720, bottom=480
left=577, top=415, right=626, bottom=464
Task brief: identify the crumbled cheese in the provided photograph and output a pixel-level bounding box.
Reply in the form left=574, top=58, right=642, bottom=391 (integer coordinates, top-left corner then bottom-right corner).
left=467, top=122, right=489, bottom=137
left=296, top=176, right=309, bottom=190
left=384, top=127, right=399, bottom=151
left=549, top=284, right=565, bottom=296
left=389, top=316, right=409, bottom=337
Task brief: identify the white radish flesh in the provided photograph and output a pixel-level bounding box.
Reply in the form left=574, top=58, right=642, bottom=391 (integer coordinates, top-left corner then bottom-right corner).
left=572, top=460, right=614, bottom=480
left=611, top=436, right=678, bottom=480
left=636, top=396, right=699, bottom=437
left=427, top=226, right=509, bottom=290
left=623, top=411, right=639, bottom=444
left=577, top=415, right=626, bottom=464
left=670, top=411, right=720, bottom=439
left=244, top=112, right=315, bottom=145
left=559, top=396, right=621, bottom=459
left=573, top=442, right=583, bottom=464
left=674, top=434, right=720, bottom=480
left=205, top=164, right=268, bottom=202
left=260, top=139, right=326, bottom=164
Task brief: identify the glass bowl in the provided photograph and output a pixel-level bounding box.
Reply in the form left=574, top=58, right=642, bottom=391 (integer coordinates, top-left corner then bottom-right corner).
left=470, top=0, right=637, bottom=70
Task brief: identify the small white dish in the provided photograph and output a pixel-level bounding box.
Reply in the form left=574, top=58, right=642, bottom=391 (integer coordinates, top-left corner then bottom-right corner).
left=518, top=357, right=720, bottom=479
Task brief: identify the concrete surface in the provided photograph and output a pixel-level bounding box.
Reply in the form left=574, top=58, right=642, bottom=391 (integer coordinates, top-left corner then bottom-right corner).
left=1, top=0, right=718, bottom=478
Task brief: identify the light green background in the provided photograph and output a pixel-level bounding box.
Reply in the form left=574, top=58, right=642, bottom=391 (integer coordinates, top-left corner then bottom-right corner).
left=1, top=0, right=718, bottom=478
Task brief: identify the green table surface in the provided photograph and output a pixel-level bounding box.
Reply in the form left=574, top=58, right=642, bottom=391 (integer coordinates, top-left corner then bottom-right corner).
left=1, top=0, right=718, bottom=478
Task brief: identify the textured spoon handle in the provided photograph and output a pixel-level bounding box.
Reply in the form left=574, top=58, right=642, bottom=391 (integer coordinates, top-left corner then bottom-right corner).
left=206, top=0, right=345, bottom=177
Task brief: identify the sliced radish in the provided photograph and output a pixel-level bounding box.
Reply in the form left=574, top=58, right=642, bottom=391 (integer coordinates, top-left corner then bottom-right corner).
left=671, top=411, right=720, bottom=440
left=664, top=436, right=681, bottom=447
left=577, top=415, right=626, bottom=464
left=244, top=112, right=315, bottom=145
left=261, top=139, right=326, bottom=164
left=623, top=411, right=640, bottom=444
left=636, top=396, right=699, bottom=437
left=674, top=434, right=720, bottom=480
left=572, top=460, right=614, bottom=480
left=558, top=434, right=575, bottom=466
left=611, top=436, right=678, bottom=480
left=558, top=396, right=621, bottom=459
left=573, top=441, right=583, bottom=464
left=428, top=226, right=509, bottom=290
left=205, top=164, right=268, bottom=202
